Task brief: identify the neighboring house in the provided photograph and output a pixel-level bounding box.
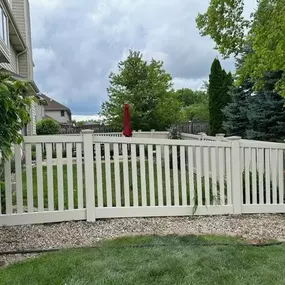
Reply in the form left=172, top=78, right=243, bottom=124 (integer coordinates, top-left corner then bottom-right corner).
left=0, top=0, right=39, bottom=136
left=38, top=94, right=72, bottom=124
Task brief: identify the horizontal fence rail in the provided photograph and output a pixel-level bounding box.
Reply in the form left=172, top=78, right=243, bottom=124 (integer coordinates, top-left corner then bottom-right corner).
left=1, top=131, right=285, bottom=226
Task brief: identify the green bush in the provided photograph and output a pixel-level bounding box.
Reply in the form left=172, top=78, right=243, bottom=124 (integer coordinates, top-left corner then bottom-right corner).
left=36, top=118, right=60, bottom=135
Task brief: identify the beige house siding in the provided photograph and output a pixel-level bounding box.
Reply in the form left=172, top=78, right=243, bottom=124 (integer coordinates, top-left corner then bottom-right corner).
left=0, top=42, right=17, bottom=72
left=45, top=110, right=71, bottom=124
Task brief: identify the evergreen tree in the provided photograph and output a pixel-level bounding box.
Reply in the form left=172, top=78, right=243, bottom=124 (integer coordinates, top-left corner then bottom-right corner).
left=223, top=80, right=253, bottom=137
left=208, top=58, right=232, bottom=135
left=246, top=71, right=285, bottom=142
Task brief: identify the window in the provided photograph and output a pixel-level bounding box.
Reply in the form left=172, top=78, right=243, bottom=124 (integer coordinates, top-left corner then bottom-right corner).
left=0, top=7, right=8, bottom=45
left=61, top=110, right=65, bottom=117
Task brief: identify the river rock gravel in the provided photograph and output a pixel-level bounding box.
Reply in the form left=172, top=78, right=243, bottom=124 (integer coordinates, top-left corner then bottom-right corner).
left=1, top=214, right=285, bottom=266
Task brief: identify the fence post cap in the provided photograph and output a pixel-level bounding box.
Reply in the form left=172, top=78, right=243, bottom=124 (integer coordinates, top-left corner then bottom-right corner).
left=151, top=129, right=155, bottom=132
left=215, top=133, right=225, bottom=137
left=81, top=129, right=94, bottom=134
left=227, top=136, right=241, bottom=141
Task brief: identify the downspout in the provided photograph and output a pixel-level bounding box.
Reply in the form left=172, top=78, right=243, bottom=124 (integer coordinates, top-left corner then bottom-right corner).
left=16, top=48, right=27, bottom=74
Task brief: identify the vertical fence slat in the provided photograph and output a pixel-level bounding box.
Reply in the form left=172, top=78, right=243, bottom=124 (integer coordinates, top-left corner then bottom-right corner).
left=66, top=143, right=74, bottom=210
left=95, top=143, right=103, bottom=207
left=188, top=146, right=195, bottom=206
left=251, top=148, right=257, bottom=204
left=76, top=143, right=83, bottom=209
left=180, top=146, right=187, bottom=206
left=225, top=148, right=232, bottom=205
left=271, top=149, right=278, bottom=204
left=258, top=148, right=264, bottom=204
left=15, top=145, right=23, bottom=213
left=210, top=147, right=217, bottom=204
left=139, top=145, right=147, bottom=206
left=172, top=145, right=179, bottom=206
left=265, top=149, right=271, bottom=204
left=123, top=144, right=130, bottom=207
left=36, top=144, right=44, bottom=212
left=244, top=148, right=251, bottom=205
left=56, top=143, right=64, bottom=211
left=25, top=144, right=33, bottom=212
left=114, top=143, right=121, bottom=207
left=278, top=150, right=284, bottom=204
left=196, top=146, right=202, bottom=206
left=46, top=143, right=54, bottom=211
left=4, top=158, right=12, bottom=214
left=131, top=144, right=138, bottom=207
left=148, top=144, right=155, bottom=206
left=203, top=147, right=210, bottom=206
left=218, top=147, right=225, bottom=205
left=105, top=143, right=112, bottom=207
left=156, top=145, right=163, bottom=206
left=164, top=145, right=171, bottom=206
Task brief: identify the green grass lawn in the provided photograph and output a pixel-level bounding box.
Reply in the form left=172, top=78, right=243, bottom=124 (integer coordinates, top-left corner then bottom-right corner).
left=1, top=235, right=285, bottom=285
left=18, top=161, right=225, bottom=210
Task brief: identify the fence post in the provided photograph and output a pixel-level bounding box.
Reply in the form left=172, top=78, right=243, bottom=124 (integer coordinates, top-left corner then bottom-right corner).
left=216, top=133, right=225, bottom=141
left=82, top=129, right=95, bottom=222
left=198, top=132, right=206, bottom=140
left=228, top=136, right=242, bottom=214
left=151, top=129, right=155, bottom=139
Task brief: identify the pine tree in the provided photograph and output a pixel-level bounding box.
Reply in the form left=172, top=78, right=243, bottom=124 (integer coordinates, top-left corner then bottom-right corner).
left=208, top=58, right=232, bottom=135
left=246, top=71, right=285, bottom=142
left=223, top=80, right=253, bottom=137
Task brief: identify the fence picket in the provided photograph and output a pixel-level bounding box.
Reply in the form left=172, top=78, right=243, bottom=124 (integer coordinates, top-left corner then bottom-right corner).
left=56, top=143, right=64, bottom=211
left=4, top=158, right=12, bottom=214
left=258, top=149, right=264, bottom=204
left=131, top=144, right=138, bottom=207
left=271, top=149, right=278, bottom=204
left=265, top=149, right=271, bottom=204
left=46, top=143, right=54, bottom=211
left=180, top=146, right=187, bottom=206
left=164, top=145, right=171, bottom=206
left=105, top=143, right=112, bottom=207
left=203, top=147, right=210, bottom=206
left=210, top=147, right=217, bottom=204
left=196, top=146, right=202, bottom=206
left=25, top=144, right=33, bottom=212
left=36, top=144, right=44, bottom=211
left=156, top=145, right=163, bottom=206
left=244, top=148, right=251, bottom=204
left=218, top=147, right=225, bottom=205
left=225, top=148, right=232, bottom=205
left=66, top=143, right=74, bottom=210
left=114, top=143, right=121, bottom=207
left=123, top=144, right=130, bottom=207
left=172, top=145, right=179, bottom=206
left=188, top=146, right=195, bottom=206
left=278, top=150, right=284, bottom=204
left=15, top=145, right=23, bottom=213
left=139, top=145, right=147, bottom=206
left=76, top=143, right=83, bottom=209
left=251, top=148, right=257, bottom=204
left=148, top=144, right=155, bottom=206
left=95, top=143, right=103, bottom=207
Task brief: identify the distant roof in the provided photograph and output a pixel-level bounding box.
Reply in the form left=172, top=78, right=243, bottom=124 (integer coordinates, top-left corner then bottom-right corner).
left=40, top=94, right=71, bottom=115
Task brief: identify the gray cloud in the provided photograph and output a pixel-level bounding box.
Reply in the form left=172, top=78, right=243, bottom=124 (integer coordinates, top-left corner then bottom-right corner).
left=30, top=0, right=256, bottom=115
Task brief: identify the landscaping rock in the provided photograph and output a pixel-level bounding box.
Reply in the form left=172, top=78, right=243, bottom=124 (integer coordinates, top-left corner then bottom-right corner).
left=1, top=214, right=285, bottom=265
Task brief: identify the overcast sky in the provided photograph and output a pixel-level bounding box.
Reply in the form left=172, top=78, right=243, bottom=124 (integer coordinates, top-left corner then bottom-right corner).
left=29, top=0, right=257, bottom=118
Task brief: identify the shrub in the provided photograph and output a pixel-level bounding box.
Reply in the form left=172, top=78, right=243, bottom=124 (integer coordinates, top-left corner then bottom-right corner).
left=36, top=118, right=60, bottom=135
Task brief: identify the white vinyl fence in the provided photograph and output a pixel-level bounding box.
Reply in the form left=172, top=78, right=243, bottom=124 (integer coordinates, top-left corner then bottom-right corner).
left=0, top=130, right=285, bottom=226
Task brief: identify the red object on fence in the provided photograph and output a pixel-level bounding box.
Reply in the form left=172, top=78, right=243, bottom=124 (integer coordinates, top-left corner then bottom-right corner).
left=122, top=104, right=132, bottom=137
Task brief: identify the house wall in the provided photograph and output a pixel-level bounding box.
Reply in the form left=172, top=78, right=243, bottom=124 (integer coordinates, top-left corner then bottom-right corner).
left=45, top=110, right=70, bottom=124
left=35, top=104, right=44, bottom=122
left=0, top=41, right=17, bottom=72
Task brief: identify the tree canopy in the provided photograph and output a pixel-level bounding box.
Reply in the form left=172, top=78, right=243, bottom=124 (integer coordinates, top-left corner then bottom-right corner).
left=196, top=0, right=285, bottom=96
left=36, top=118, right=60, bottom=135
left=0, top=73, right=33, bottom=159
left=100, top=50, right=182, bottom=131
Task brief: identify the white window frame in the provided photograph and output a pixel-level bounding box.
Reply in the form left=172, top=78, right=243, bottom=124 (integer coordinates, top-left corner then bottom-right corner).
left=0, top=6, right=8, bottom=46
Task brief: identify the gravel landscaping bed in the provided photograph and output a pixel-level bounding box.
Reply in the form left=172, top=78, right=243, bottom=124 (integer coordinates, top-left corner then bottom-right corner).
left=1, top=214, right=285, bottom=266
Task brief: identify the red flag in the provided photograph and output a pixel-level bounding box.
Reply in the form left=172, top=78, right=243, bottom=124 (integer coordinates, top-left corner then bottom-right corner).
left=122, top=104, right=132, bottom=137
